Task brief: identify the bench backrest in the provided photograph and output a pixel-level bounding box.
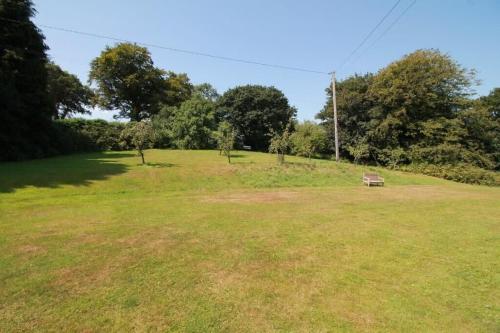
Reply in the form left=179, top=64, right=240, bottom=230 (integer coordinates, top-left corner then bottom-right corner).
left=364, top=173, right=380, bottom=180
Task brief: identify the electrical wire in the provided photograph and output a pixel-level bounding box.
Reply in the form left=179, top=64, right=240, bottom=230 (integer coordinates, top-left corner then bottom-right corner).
left=0, top=17, right=330, bottom=75
left=351, top=0, right=417, bottom=64
left=337, top=0, right=402, bottom=71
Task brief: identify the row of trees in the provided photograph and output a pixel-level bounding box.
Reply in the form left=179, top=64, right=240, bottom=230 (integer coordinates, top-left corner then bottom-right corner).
left=1, top=0, right=297, bottom=161
left=317, top=50, right=499, bottom=172
left=1, top=1, right=498, bottom=184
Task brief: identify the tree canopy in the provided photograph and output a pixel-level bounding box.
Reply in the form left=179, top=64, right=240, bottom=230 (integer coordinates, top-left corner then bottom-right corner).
left=317, top=49, right=498, bottom=170
left=154, top=96, right=217, bottom=149
left=46, top=62, right=94, bottom=119
left=120, top=120, right=155, bottom=164
left=89, top=43, right=166, bottom=121
left=217, top=85, right=296, bottom=151
left=0, top=0, right=53, bottom=160
left=290, top=121, right=328, bottom=160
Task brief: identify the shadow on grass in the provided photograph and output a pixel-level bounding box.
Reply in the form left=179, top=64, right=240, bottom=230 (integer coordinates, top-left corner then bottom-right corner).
left=228, top=154, right=247, bottom=159
left=0, top=151, right=133, bottom=193
left=143, top=162, right=175, bottom=168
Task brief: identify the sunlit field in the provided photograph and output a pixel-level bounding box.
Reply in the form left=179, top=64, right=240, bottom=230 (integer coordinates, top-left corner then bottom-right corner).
left=1, top=150, right=499, bottom=332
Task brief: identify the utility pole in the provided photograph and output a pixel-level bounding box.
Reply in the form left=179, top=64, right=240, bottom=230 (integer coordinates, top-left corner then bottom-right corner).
left=330, top=71, right=339, bottom=161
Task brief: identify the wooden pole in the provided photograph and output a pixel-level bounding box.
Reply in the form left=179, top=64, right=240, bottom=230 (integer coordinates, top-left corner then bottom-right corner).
left=331, top=71, right=339, bottom=161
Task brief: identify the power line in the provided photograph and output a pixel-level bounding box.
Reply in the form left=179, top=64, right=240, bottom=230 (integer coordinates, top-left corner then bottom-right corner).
left=0, top=17, right=329, bottom=76
left=337, top=0, right=402, bottom=71
left=352, top=0, right=417, bottom=64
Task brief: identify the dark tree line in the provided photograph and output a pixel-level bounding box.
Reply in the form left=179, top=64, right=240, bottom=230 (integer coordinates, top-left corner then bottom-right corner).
left=1, top=0, right=52, bottom=160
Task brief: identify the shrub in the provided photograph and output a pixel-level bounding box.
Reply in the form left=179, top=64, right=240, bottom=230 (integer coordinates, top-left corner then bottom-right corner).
left=400, top=163, right=499, bottom=186
left=290, top=121, right=328, bottom=160
left=53, top=118, right=127, bottom=153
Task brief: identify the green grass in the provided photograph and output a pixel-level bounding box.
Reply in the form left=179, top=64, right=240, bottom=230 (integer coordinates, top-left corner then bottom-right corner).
left=0, top=150, right=499, bottom=332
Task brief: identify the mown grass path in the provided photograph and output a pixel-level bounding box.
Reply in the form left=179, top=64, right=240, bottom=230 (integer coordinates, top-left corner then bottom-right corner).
left=1, top=150, right=499, bottom=332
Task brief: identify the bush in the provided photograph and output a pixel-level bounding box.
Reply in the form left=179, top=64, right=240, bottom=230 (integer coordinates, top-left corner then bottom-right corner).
left=53, top=118, right=127, bottom=153
left=400, top=163, right=499, bottom=186
left=290, top=121, right=328, bottom=160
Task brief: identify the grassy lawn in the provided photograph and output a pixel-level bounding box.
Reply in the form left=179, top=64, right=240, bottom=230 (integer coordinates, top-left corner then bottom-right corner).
left=1, top=150, right=499, bottom=332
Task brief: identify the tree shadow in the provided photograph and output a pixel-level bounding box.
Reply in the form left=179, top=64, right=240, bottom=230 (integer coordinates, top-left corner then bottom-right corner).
left=143, top=162, right=175, bottom=168
left=0, top=152, right=133, bottom=193
left=228, top=154, right=247, bottom=159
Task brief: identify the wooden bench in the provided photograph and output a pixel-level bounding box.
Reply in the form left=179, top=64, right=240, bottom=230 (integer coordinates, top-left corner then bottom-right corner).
left=242, top=145, right=252, bottom=150
left=363, top=173, right=384, bottom=187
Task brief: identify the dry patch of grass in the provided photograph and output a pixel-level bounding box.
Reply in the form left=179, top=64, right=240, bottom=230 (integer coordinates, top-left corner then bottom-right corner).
left=201, top=190, right=301, bottom=203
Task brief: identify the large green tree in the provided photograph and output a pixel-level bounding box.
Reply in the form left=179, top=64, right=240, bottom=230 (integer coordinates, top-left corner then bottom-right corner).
left=317, top=49, right=485, bottom=168
left=0, top=0, right=53, bottom=160
left=290, top=121, right=328, bottom=160
left=367, top=49, right=474, bottom=153
left=154, top=96, right=217, bottom=149
left=89, top=43, right=192, bottom=121
left=217, top=85, right=296, bottom=151
left=46, top=62, right=94, bottom=119
left=316, top=73, right=374, bottom=158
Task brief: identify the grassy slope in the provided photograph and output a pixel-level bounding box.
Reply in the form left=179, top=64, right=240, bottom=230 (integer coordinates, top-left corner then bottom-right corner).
left=0, top=150, right=499, bottom=332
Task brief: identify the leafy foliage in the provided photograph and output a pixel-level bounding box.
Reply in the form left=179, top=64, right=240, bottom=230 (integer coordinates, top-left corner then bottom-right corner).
left=290, top=121, right=328, bottom=160
left=153, top=96, right=217, bottom=149
left=479, top=88, right=500, bottom=120
left=53, top=118, right=127, bottom=153
left=400, top=163, right=499, bottom=186
left=215, top=121, right=237, bottom=163
left=0, top=0, right=53, bottom=161
left=269, top=122, right=292, bottom=164
left=218, top=85, right=296, bottom=151
left=46, top=62, right=93, bottom=119
left=120, top=121, right=155, bottom=164
left=193, top=83, right=219, bottom=102
left=317, top=49, right=499, bottom=183
left=89, top=43, right=192, bottom=121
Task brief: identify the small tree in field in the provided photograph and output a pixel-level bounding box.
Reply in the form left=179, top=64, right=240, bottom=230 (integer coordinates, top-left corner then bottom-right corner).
left=215, top=121, right=237, bottom=163
left=121, top=121, right=155, bottom=164
left=290, top=121, right=328, bottom=161
left=269, top=123, right=292, bottom=164
left=347, top=142, right=370, bottom=164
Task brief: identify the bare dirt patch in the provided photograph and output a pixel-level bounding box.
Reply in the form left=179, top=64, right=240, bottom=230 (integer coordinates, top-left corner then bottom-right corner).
left=201, top=191, right=301, bottom=204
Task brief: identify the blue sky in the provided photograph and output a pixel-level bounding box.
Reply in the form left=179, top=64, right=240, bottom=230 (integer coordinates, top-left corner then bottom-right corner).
left=34, top=0, right=500, bottom=121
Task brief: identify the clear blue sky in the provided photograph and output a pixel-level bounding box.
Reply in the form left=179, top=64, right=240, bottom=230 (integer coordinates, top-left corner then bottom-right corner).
left=33, top=0, right=500, bottom=121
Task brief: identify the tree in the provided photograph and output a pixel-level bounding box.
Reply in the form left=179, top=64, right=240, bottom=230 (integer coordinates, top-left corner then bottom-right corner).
left=317, top=49, right=481, bottom=168
left=46, top=62, right=94, bottom=119
left=120, top=121, right=155, bottom=164
left=479, top=88, right=500, bottom=120
left=154, top=96, right=216, bottom=149
left=316, top=73, right=374, bottom=158
left=0, top=0, right=53, bottom=161
left=218, top=85, right=296, bottom=151
left=367, top=49, right=474, bottom=151
left=347, top=142, right=370, bottom=165
left=269, top=122, right=292, bottom=164
left=163, top=71, right=193, bottom=107
left=89, top=43, right=168, bottom=121
left=194, top=83, right=219, bottom=102
left=290, top=121, right=328, bottom=161
left=215, top=121, right=237, bottom=163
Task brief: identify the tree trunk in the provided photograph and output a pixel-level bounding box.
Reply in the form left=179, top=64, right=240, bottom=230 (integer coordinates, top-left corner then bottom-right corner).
left=140, top=150, right=145, bottom=164
left=227, top=150, right=231, bottom=164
